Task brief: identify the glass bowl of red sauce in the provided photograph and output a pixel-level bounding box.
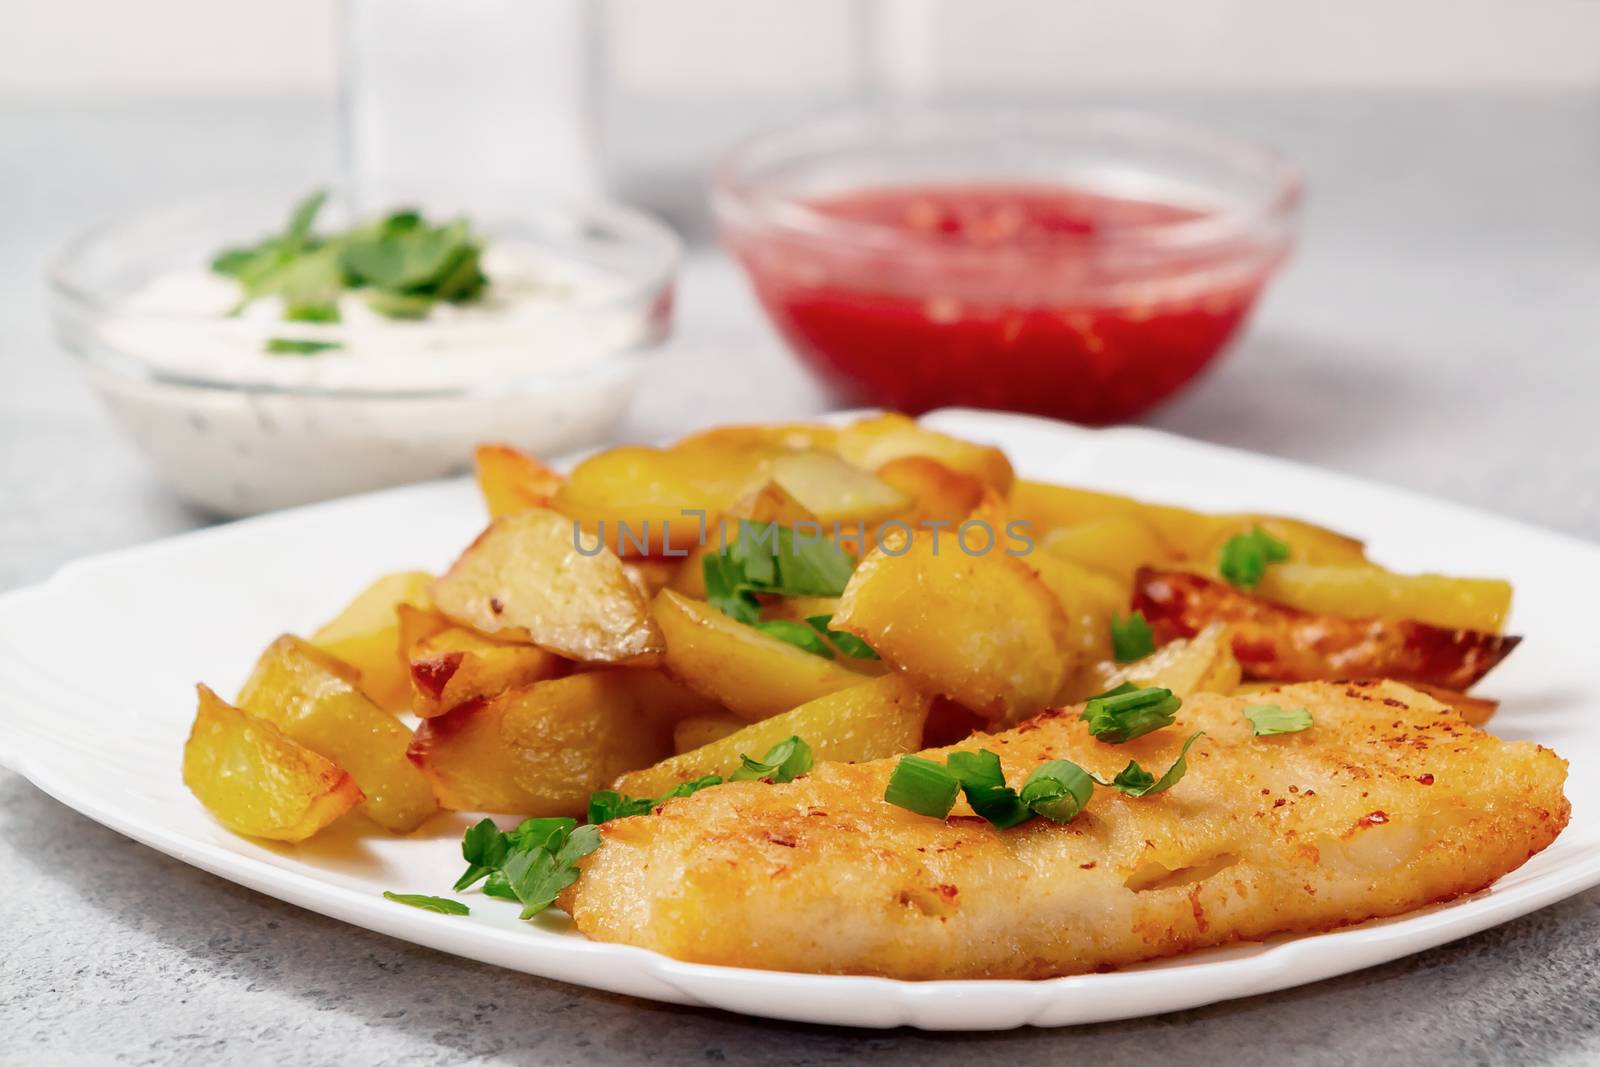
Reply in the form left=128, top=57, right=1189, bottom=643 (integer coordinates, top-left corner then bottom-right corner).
left=713, top=108, right=1302, bottom=424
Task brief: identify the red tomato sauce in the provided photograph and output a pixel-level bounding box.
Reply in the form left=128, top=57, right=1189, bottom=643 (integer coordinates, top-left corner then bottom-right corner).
left=729, top=183, right=1280, bottom=424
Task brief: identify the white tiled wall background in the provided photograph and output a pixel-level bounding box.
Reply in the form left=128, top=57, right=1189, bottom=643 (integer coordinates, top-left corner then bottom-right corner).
left=5, top=0, right=1599, bottom=99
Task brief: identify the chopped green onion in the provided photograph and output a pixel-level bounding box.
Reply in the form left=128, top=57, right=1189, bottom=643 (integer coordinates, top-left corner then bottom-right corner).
left=383, top=892, right=469, bottom=915
left=1109, top=611, right=1156, bottom=662
left=1081, top=686, right=1182, bottom=743
left=1019, top=760, right=1096, bottom=823
left=1218, top=526, right=1290, bottom=589
left=946, top=749, right=1032, bottom=829
left=703, top=521, right=857, bottom=639
left=883, top=755, right=961, bottom=819
left=1244, top=704, right=1314, bottom=736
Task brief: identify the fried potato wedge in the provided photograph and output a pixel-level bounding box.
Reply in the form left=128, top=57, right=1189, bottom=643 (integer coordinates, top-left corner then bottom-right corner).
left=833, top=413, right=1014, bottom=494
left=406, top=696, right=541, bottom=814
left=1065, top=622, right=1242, bottom=703
left=311, top=570, right=433, bottom=711
left=1022, top=551, right=1128, bottom=664
left=553, top=444, right=770, bottom=557
left=1009, top=481, right=1365, bottom=564
left=408, top=626, right=565, bottom=718
left=673, top=714, right=747, bottom=754
left=616, top=674, right=931, bottom=798
left=395, top=603, right=451, bottom=659
left=833, top=530, right=1075, bottom=725
left=1133, top=568, right=1520, bottom=690
left=655, top=589, right=867, bottom=721
left=768, top=450, right=910, bottom=527
left=673, top=422, right=840, bottom=454
left=184, top=684, right=363, bottom=842
left=1255, top=563, right=1512, bottom=634
left=407, top=671, right=677, bottom=816
left=237, top=636, right=437, bottom=832
left=1040, top=515, right=1172, bottom=585
left=432, top=509, right=663, bottom=664
left=875, top=456, right=989, bottom=527
left=474, top=443, right=565, bottom=518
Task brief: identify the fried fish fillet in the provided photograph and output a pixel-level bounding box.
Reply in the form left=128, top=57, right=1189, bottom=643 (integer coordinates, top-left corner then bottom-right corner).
left=562, top=681, right=1567, bottom=979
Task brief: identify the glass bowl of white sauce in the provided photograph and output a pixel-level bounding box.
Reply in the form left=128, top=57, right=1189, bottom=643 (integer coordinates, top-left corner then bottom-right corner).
left=48, top=190, right=680, bottom=516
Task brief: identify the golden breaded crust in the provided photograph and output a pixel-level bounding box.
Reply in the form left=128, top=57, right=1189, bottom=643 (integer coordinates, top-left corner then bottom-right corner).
left=563, top=681, right=1568, bottom=979
left=563, top=684, right=1561, bottom=979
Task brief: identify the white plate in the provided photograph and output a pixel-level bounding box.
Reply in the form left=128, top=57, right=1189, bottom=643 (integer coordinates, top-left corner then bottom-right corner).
left=1, top=408, right=1597, bottom=1030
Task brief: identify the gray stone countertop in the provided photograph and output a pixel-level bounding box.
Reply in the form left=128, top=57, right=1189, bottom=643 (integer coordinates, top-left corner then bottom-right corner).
left=1, top=93, right=1597, bottom=1065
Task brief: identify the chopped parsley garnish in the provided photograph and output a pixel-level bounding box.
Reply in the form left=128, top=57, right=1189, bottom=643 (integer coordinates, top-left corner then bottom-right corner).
left=729, top=735, right=813, bottom=783
left=1109, top=611, right=1156, bottom=662
left=265, top=338, right=342, bottom=356
left=1019, top=759, right=1096, bottom=823
left=383, top=892, right=469, bottom=915
left=704, top=521, right=856, bottom=627
left=1244, top=704, right=1314, bottom=736
left=448, top=815, right=593, bottom=918
left=752, top=619, right=836, bottom=658
left=805, top=614, right=879, bottom=659
left=453, top=816, right=513, bottom=890
left=1091, top=732, right=1204, bottom=797
left=501, top=823, right=601, bottom=919
left=211, top=189, right=490, bottom=351
left=1218, top=525, right=1290, bottom=589
left=1081, top=686, right=1181, bottom=743
left=587, top=739, right=812, bottom=825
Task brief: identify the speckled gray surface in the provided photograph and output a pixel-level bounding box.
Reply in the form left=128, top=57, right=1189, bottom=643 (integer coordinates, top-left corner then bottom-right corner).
left=2, top=93, right=1599, bottom=1066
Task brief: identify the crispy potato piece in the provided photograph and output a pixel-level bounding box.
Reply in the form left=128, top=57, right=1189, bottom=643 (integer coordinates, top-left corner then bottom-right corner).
left=616, top=674, right=931, bottom=798
left=432, top=509, right=663, bottom=664
left=1009, top=481, right=1365, bottom=564
left=617, top=668, right=727, bottom=725
left=184, top=684, right=363, bottom=842
left=622, top=559, right=680, bottom=599
left=553, top=444, right=771, bottom=557
left=668, top=481, right=818, bottom=600
left=407, top=697, right=542, bottom=814
left=497, top=672, right=678, bottom=816
left=408, top=626, right=565, bottom=718
left=407, top=670, right=677, bottom=816
left=237, top=636, right=437, bottom=832
left=474, top=444, right=565, bottom=518
left=1022, top=550, right=1128, bottom=664
left=1255, top=563, right=1512, bottom=634
left=674, top=422, right=840, bottom=454
left=1065, top=622, right=1242, bottom=703
left=311, top=571, right=433, bottom=711
left=834, top=413, right=1014, bottom=494
left=1133, top=568, right=1520, bottom=690
left=395, top=603, right=451, bottom=659
left=673, top=714, right=747, bottom=754
left=1040, top=515, right=1172, bottom=585
left=876, top=456, right=989, bottom=527
left=758, top=595, right=843, bottom=623
left=768, top=450, right=910, bottom=527
left=1234, top=679, right=1498, bottom=726
left=655, top=589, right=868, bottom=721
left=833, top=529, right=1075, bottom=725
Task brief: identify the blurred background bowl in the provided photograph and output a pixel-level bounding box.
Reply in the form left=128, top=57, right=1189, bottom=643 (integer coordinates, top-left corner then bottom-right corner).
left=714, top=107, right=1301, bottom=424
left=49, top=189, right=680, bottom=516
